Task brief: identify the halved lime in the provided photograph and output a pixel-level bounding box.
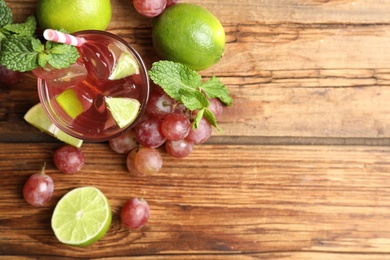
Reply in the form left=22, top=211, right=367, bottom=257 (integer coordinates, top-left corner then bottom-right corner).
left=105, top=97, right=141, bottom=128
left=108, top=52, right=140, bottom=80
left=51, top=186, right=112, bottom=247
left=55, top=88, right=84, bottom=119
left=24, top=103, right=83, bottom=148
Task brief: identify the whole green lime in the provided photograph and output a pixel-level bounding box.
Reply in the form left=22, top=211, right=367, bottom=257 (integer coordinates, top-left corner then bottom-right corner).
left=152, top=3, right=225, bottom=71
left=36, top=0, right=112, bottom=33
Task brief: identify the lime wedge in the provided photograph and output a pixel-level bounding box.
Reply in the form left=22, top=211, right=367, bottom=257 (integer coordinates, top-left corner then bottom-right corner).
left=55, top=88, right=84, bottom=119
left=24, top=103, right=83, bottom=148
left=108, top=52, right=140, bottom=80
left=105, top=97, right=141, bottom=128
left=51, top=187, right=112, bottom=247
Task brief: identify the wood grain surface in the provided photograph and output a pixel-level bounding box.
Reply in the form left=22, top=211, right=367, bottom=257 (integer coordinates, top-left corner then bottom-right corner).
left=2, top=0, right=390, bottom=258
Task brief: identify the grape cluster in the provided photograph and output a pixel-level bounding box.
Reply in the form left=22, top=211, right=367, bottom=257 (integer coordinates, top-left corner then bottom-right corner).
left=109, top=84, right=224, bottom=175
left=132, top=0, right=178, bottom=17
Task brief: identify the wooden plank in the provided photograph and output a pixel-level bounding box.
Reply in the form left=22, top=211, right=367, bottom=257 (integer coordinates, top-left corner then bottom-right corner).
left=8, top=0, right=390, bottom=24
left=1, top=143, right=390, bottom=257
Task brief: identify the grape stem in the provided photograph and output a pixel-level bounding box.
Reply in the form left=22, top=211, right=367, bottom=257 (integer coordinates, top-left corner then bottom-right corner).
left=40, top=162, right=47, bottom=175
left=140, top=191, right=146, bottom=200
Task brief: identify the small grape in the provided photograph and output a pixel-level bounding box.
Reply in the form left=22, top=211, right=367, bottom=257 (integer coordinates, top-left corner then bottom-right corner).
left=186, top=117, right=212, bottom=144
left=23, top=163, right=54, bottom=206
left=208, top=98, right=223, bottom=120
left=109, top=130, right=138, bottom=154
left=134, top=147, right=163, bottom=175
left=134, top=117, right=166, bottom=148
left=126, top=149, right=143, bottom=176
left=166, top=0, right=178, bottom=7
left=161, top=113, right=190, bottom=141
left=133, top=0, right=167, bottom=17
left=165, top=139, right=193, bottom=158
left=53, top=145, right=84, bottom=174
left=121, top=195, right=150, bottom=229
left=146, top=90, right=175, bottom=119
left=0, top=65, right=22, bottom=85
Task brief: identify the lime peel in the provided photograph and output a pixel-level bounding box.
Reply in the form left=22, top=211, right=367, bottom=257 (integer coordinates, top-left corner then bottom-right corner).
left=24, top=103, right=83, bottom=148
left=51, top=186, right=112, bottom=247
left=105, top=97, right=141, bottom=129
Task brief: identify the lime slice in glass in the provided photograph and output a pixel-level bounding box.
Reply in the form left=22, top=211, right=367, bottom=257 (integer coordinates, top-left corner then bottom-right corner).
left=108, top=52, right=140, bottom=80
left=24, top=103, right=83, bottom=148
left=51, top=187, right=112, bottom=247
left=105, top=97, right=141, bottom=129
left=55, top=88, right=84, bottom=119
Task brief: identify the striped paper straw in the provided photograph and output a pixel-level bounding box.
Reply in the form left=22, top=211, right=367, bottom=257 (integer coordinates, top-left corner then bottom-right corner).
left=43, top=29, right=84, bottom=47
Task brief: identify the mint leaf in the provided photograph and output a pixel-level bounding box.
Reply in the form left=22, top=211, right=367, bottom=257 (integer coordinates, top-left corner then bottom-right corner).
left=179, top=88, right=210, bottom=111
left=46, top=42, right=79, bottom=69
left=193, top=107, right=205, bottom=129
left=149, top=60, right=202, bottom=100
left=0, top=0, right=13, bottom=28
left=3, top=15, right=36, bottom=36
left=201, top=76, right=232, bottom=106
left=0, top=30, right=6, bottom=41
left=203, top=107, right=221, bottom=132
left=38, top=52, right=48, bottom=68
left=0, top=35, right=39, bottom=72
left=31, top=37, right=44, bottom=52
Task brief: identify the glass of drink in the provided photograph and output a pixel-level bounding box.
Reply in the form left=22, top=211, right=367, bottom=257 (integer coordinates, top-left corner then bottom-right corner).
left=36, top=30, right=150, bottom=142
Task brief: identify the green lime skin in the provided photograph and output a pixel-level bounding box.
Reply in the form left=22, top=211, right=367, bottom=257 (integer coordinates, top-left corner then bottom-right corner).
left=36, top=0, right=112, bottom=33
left=152, top=3, right=226, bottom=71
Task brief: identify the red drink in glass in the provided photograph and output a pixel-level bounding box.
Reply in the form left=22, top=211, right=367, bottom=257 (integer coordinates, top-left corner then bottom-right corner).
left=37, top=30, right=149, bottom=142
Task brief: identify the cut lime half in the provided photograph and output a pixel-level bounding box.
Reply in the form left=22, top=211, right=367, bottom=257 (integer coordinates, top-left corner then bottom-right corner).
left=24, top=103, right=83, bottom=148
left=55, top=88, right=84, bottom=119
left=105, top=97, right=141, bottom=129
left=51, top=187, right=112, bottom=247
left=108, top=52, right=140, bottom=80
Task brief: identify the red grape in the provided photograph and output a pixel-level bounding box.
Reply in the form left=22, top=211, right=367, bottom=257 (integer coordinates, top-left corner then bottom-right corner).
left=133, top=0, right=167, bottom=18
left=53, top=145, right=85, bottom=174
left=186, top=117, right=212, bottom=144
left=161, top=113, right=190, bottom=141
left=165, top=139, right=193, bottom=158
left=134, top=147, right=163, bottom=175
left=208, top=98, right=223, bottom=120
left=166, top=0, right=178, bottom=7
left=146, top=90, right=175, bottom=119
left=109, top=130, right=138, bottom=154
left=121, top=196, right=150, bottom=229
left=0, top=65, right=22, bottom=85
left=134, top=117, right=166, bottom=148
left=23, top=163, right=54, bottom=206
left=126, top=149, right=143, bottom=176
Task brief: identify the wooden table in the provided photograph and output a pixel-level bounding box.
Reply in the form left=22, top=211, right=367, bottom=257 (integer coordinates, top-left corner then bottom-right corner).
left=2, top=0, right=390, bottom=258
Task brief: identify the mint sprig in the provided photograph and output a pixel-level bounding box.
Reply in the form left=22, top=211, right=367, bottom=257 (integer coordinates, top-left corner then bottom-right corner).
left=149, top=60, right=233, bottom=131
left=0, top=0, right=12, bottom=28
left=0, top=0, right=79, bottom=72
left=0, top=34, right=80, bottom=72
left=3, top=15, right=36, bottom=36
